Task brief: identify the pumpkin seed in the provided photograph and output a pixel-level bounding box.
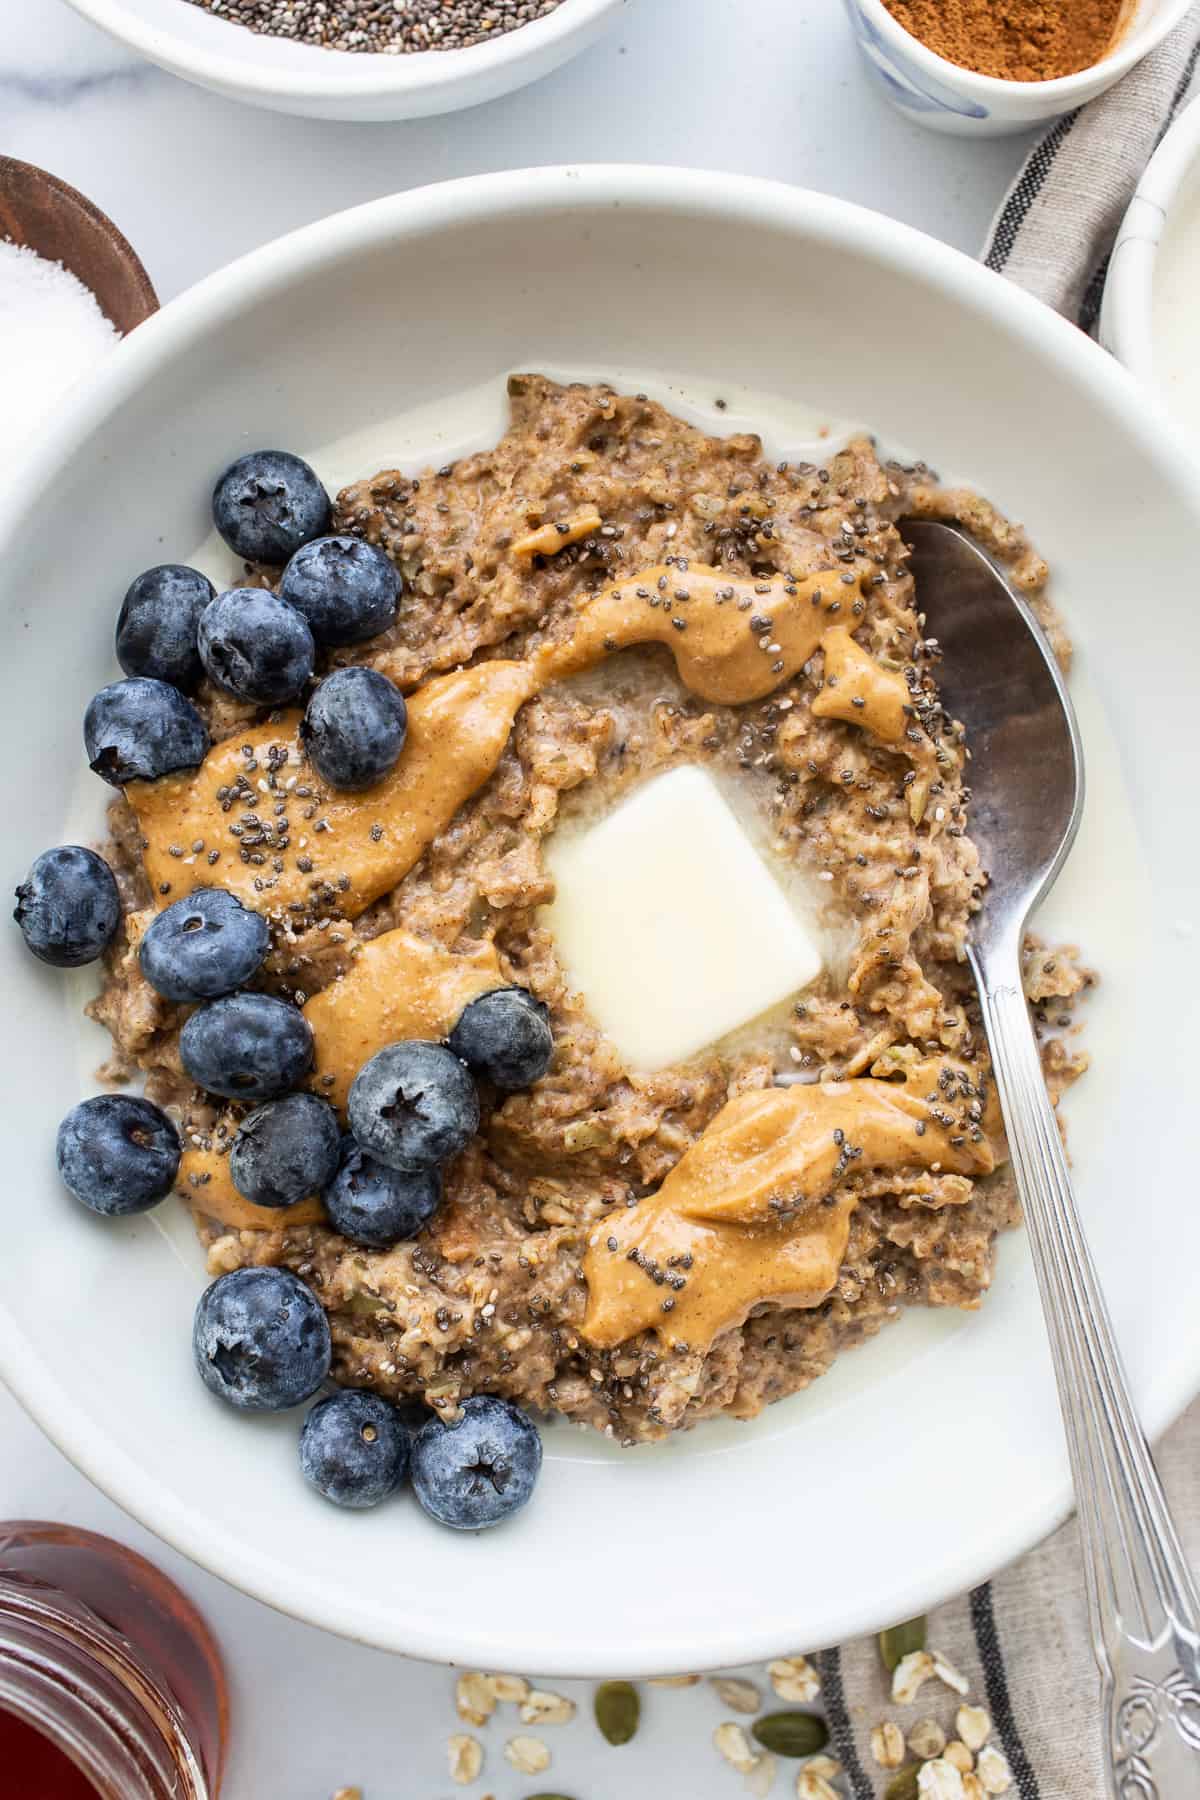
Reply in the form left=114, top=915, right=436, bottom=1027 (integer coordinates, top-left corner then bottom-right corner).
left=594, top=1680, right=640, bottom=1746
left=750, top=1711, right=829, bottom=1758
left=884, top=1765, right=921, bottom=1800
left=878, top=1616, right=927, bottom=1673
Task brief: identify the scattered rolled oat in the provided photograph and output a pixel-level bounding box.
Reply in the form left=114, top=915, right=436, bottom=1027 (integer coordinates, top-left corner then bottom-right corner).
left=956, top=1706, right=991, bottom=1752
left=962, top=1774, right=986, bottom=1800
left=908, top=1719, right=947, bottom=1760
left=519, top=1688, right=576, bottom=1727
left=711, top=1677, right=763, bottom=1714
left=795, top=1756, right=842, bottom=1800
left=447, top=1734, right=483, bottom=1785
left=931, top=1652, right=970, bottom=1697
left=331, top=1790, right=362, bottom=1800
left=714, top=1722, right=759, bottom=1773
left=768, top=1656, right=821, bottom=1703
left=871, top=1721, right=907, bottom=1768
left=504, top=1735, right=551, bottom=1776
left=975, top=1745, right=1013, bottom=1794
left=746, top=1751, right=778, bottom=1797
left=944, top=1742, right=974, bottom=1774
left=917, top=1757, right=966, bottom=1799
left=892, top=1651, right=936, bottom=1705
left=456, top=1672, right=496, bottom=1727
left=649, top=1673, right=701, bottom=1687
left=488, top=1673, right=531, bottom=1703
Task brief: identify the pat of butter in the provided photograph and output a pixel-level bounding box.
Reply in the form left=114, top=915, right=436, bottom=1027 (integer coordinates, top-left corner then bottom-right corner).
left=543, top=765, right=822, bottom=1070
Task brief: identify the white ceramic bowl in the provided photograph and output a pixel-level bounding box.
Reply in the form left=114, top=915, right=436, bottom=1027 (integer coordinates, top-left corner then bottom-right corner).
left=1101, top=91, right=1200, bottom=408
left=2, top=165, right=1199, bottom=1674
left=60, top=0, right=631, bottom=121
left=843, top=0, right=1193, bottom=136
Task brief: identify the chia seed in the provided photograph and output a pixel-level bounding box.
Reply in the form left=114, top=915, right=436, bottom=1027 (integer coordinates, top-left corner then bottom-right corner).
left=180, top=0, right=568, bottom=54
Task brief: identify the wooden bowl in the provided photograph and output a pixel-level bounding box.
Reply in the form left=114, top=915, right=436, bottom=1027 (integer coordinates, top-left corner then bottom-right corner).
left=0, top=157, right=157, bottom=334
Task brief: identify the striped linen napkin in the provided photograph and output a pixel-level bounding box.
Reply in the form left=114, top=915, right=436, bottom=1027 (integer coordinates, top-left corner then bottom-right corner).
left=821, top=30, right=1200, bottom=1794
left=982, top=0, right=1200, bottom=330
left=825, top=1402, right=1200, bottom=1797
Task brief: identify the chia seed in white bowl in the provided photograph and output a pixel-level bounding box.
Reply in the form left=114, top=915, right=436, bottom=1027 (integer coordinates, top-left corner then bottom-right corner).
left=177, top=0, right=567, bottom=55
left=60, top=0, right=633, bottom=120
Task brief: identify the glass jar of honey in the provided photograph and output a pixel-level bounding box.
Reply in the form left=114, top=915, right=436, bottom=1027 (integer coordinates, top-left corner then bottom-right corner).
left=0, top=1521, right=228, bottom=1798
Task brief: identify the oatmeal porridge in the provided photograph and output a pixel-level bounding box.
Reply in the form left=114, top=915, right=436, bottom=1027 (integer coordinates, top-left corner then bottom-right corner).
left=81, top=376, right=1090, bottom=1446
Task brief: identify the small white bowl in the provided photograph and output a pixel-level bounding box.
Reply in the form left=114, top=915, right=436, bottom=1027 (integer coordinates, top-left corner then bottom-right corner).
left=1100, top=91, right=1200, bottom=412
left=60, top=0, right=632, bottom=122
left=842, top=0, right=1193, bottom=136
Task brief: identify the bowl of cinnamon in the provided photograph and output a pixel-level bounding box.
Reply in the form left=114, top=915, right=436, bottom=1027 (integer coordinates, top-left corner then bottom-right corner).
left=844, top=0, right=1193, bottom=136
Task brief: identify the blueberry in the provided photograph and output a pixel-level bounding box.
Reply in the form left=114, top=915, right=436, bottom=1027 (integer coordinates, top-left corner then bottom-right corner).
left=448, top=987, right=553, bottom=1091
left=138, top=888, right=269, bottom=1004
left=299, top=1388, right=411, bottom=1509
left=279, top=536, right=400, bottom=647
left=193, top=1266, right=330, bottom=1411
left=14, top=846, right=121, bottom=968
left=410, top=1394, right=542, bottom=1531
left=323, top=1135, right=442, bottom=1248
left=211, top=450, right=331, bottom=566
left=197, top=588, right=315, bottom=705
left=56, top=1094, right=180, bottom=1217
left=229, top=1093, right=341, bottom=1209
left=300, top=667, right=407, bottom=791
left=84, top=677, right=210, bottom=788
left=348, top=1041, right=479, bottom=1173
left=115, top=564, right=215, bottom=691
left=180, top=992, right=314, bottom=1101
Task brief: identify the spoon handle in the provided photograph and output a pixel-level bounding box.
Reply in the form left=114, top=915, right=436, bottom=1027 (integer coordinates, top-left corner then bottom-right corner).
left=973, top=951, right=1200, bottom=1799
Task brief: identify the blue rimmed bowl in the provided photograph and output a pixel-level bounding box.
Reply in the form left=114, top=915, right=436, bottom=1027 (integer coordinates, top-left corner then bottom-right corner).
left=843, top=0, right=1193, bottom=137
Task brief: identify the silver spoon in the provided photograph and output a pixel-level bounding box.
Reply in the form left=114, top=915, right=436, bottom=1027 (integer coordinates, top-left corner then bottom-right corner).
left=906, top=519, right=1200, bottom=1798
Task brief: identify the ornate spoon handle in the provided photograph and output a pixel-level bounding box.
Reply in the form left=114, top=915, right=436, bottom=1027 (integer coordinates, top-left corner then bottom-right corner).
left=972, top=950, right=1200, bottom=1799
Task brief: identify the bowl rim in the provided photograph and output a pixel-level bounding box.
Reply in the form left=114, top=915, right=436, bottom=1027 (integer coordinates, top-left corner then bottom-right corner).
left=4, top=163, right=1200, bottom=1670
left=1101, top=90, right=1200, bottom=386
left=854, top=0, right=1194, bottom=101
left=60, top=0, right=626, bottom=102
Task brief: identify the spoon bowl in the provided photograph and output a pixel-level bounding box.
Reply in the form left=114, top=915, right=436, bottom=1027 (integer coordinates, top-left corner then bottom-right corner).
left=904, top=519, right=1085, bottom=937
left=0, top=158, right=157, bottom=335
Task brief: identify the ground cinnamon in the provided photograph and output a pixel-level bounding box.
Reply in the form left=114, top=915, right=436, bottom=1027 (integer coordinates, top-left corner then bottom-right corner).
left=881, top=0, right=1131, bottom=81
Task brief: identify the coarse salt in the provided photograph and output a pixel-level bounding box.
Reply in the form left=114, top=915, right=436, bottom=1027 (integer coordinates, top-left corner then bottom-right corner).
left=0, top=240, right=121, bottom=464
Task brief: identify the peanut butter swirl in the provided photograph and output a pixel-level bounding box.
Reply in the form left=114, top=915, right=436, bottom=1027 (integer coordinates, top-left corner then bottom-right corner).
left=127, top=661, right=535, bottom=920
left=304, top=928, right=504, bottom=1113
left=582, top=1067, right=995, bottom=1354
left=535, top=563, right=874, bottom=706
left=133, top=562, right=934, bottom=925
left=177, top=928, right=506, bottom=1227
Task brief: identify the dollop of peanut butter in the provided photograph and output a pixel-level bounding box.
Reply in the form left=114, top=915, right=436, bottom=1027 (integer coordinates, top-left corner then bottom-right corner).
left=304, top=927, right=504, bottom=1112
left=535, top=564, right=885, bottom=709
left=581, top=1069, right=994, bottom=1353
left=813, top=625, right=939, bottom=821
left=178, top=929, right=507, bottom=1220
left=178, top=1145, right=325, bottom=1232
left=128, top=662, right=535, bottom=919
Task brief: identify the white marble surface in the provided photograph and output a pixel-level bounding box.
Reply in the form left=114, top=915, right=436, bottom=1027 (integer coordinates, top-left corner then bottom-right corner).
left=0, top=3, right=1036, bottom=1795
